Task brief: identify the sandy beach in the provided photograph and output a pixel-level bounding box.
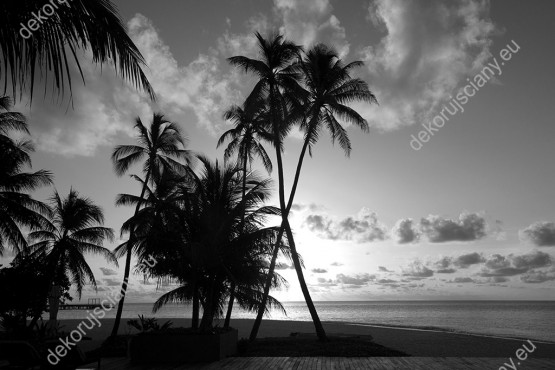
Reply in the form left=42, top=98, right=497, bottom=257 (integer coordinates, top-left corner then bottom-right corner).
left=58, top=318, right=555, bottom=358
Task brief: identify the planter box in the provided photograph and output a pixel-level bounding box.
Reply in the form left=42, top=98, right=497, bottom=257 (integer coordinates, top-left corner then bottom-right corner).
left=129, top=329, right=238, bottom=364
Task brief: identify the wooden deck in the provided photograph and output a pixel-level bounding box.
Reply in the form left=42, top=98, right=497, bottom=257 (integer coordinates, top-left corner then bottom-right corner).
left=88, top=356, right=555, bottom=369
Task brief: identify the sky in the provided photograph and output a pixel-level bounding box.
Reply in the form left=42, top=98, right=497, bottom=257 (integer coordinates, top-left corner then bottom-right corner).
left=3, top=0, right=555, bottom=303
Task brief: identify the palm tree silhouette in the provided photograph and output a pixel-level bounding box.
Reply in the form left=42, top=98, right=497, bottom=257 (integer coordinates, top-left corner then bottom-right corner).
left=228, top=32, right=330, bottom=341
left=232, top=38, right=378, bottom=342
left=283, top=43, right=377, bottom=225
left=27, top=189, right=116, bottom=298
left=0, top=0, right=154, bottom=100
left=218, top=98, right=273, bottom=327
left=110, top=114, right=191, bottom=336
left=140, top=156, right=288, bottom=330
left=0, top=96, right=52, bottom=256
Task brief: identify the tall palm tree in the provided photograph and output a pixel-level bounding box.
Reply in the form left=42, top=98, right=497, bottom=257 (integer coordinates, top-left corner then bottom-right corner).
left=27, top=189, right=116, bottom=299
left=228, top=33, right=329, bottom=341
left=261, top=45, right=376, bottom=339
left=218, top=98, right=273, bottom=327
left=0, top=0, right=154, bottom=100
left=110, top=113, right=191, bottom=336
left=285, top=43, right=377, bottom=225
left=0, top=96, right=52, bottom=256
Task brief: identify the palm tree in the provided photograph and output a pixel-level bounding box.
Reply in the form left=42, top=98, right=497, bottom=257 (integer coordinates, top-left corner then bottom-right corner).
left=228, top=33, right=330, bottom=341
left=260, top=45, right=376, bottom=339
left=0, top=96, right=52, bottom=256
left=110, top=113, right=191, bottom=336
left=284, top=43, right=377, bottom=228
left=217, top=98, right=273, bottom=327
left=27, top=189, right=116, bottom=298
left=0, top=0, right=154, bottom=100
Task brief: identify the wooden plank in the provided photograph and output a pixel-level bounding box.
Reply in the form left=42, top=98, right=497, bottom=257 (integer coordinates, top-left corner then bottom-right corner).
left=87, top=356, right=555, bottom=369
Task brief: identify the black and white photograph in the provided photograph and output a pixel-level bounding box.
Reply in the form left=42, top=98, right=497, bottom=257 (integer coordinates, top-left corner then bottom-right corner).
left=0, top=0, right=554, bottom=369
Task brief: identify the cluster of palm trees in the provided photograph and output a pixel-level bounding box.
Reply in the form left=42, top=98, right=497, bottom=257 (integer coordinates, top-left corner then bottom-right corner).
left=1, top=0, right=376, bottom=342
left=107, top=33, right=376, bottom=341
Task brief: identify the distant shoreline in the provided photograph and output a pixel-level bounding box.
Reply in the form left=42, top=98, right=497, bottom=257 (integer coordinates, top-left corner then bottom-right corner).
left=344, top=322, right=555, bottom=345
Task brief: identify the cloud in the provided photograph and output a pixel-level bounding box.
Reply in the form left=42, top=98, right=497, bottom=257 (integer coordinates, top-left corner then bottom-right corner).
left=315, top=277, right=337, bottom=287
left=128, top=15, right=241, bottom=132
left=480, top=251, right=552, bottom=277
left=274, top=0, right=350, bottom=56
left=291, top=203, right=324, bottom=213
left=335, top=273, right=375, bottom=286
left=488, top=276, right=509, bottom=284
left=420, top=212, right=487, bottom=243
left=391, top=218, right=420, bottom=244
left=311, top=268, right=328, bottom=274
left=511, top=251, right=552, bottom=270
left=377, top=279, right=398, bottom=284
left=484, top=254, right=510, bottom=270
left=520, top=268, right=555, bottom=284
left=447, top=277, right=475, bottom=284
left=217, top=14, right=270, bottom=58
left=330, top=262, right=344, bottom=267
left=432, top=256, right=458, bottom=273
left=520, top=222, right=555, bottom=247
left=100, top=268, right=118, bottom=276
left=378, top=266, right=393, bottom=272
left=436, top=268, right=457, bottom=274
left=275, top=263, right=295, bottom=270
left=402, top=261, right=434, bottom=278
left=453, top=252, right=486, bottom=268
left=430, top=253, right=484, bottom=273
left=102, top=278, right=122, bottom=287
left=304, top=208, right=388, bottom=243
left=360, top=0, right=498, bottom=131
left=479, top=267, right=528, bottom=277
left=17, top=14, right=242, bottom=157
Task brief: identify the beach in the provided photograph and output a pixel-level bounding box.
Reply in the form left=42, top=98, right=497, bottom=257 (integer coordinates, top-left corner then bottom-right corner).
left=59, top=318, right=555, bottom=358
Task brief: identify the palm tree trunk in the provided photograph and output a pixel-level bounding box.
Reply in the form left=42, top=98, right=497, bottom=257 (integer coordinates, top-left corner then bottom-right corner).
left=192, top=273, right=199, bottom=330
left=249, top=224, right=283, bottom=341
left=274, top=139, right=326, bottom=341
left=251, top=137, right=327, bottom=341
left=224, top=282, right=236, bottom=329
left=200, top=274, right=218, bottom=331
left=225, top=152, right=248, bottom=329
left=111, top=172, right=151, bottom=337
left=284, top=219, right=327, bottom=340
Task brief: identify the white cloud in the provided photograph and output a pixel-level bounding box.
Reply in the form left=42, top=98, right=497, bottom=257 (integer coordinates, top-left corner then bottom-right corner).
left=360, top=0, right=498, bottom=131
left=304, top=208, right=388, bottom=243
left=520, top=222, right=555, bottom=247
left=128, top=14, right=241, bottom=133
left=275, top=0, right=349, bottom=56
left=17, top=14, right=241, bottom=157
left=420, top=212, right=487, bottom=243
left=391, top=218, right=420, bottom=244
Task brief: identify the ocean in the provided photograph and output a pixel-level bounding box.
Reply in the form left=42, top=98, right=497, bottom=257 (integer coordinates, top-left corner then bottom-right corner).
left=52, top=301, right=555, bottom=342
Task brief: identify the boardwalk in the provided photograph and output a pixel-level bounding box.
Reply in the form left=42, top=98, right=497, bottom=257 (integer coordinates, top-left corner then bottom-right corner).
left=90, top=356, right=555, bottom=369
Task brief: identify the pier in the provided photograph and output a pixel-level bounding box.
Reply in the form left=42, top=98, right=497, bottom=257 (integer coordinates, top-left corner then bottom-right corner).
left=48, top=298, right=113, bottom=311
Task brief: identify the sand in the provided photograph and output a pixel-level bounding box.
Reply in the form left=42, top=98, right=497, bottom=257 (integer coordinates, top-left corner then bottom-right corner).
left=56, top=318, right=555, bottom=358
